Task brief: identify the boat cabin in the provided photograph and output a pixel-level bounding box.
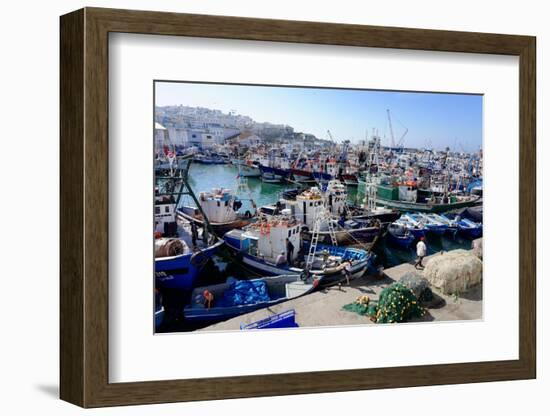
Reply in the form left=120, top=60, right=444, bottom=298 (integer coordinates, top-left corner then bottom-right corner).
left=377, top=181, right=418, bottom=203
left=154, top=194, right=177, bottom=236
left=197, top=188, right=240, bottom=223
left=233, top=217, right=302, bottom=264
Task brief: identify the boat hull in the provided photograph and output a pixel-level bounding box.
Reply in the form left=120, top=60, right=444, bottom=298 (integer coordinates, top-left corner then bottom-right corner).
left=387, top=232, right=415, bottom=248
left=223, top=235, right=372, bottom=287
left=302, top=226, right=380, bottom=248
left=348, top=207, right=401, bottom=225
left=235, top=163, right=261, bottom=177
left=290, top=168, right=314, bottom=182
left=183, top=275, right=315, bottom=323
left=155, top=240, right=223, bottom=290
left=259, top=165, right=289, bottom=183
left=177, top=210, right=254, bottom=237
left=457, top=223, right=483, bottom=239
left=376, top=196, right=481, bottom=213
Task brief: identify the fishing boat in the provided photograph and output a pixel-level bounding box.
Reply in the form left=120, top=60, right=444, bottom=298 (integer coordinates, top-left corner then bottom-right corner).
left=177, top=187, right=257, bottom=236
left=405, top=212, right=448, bottom=235
left=233, top=159, right=262, bottom=177
left=223, top=214, right=373, bottom=287
left=183, top=275, right=316, bottom=323
left=193, top=152, right=226, bottom=165
left=394, top=215, right=426, bottom=239
left=154, top=155, right=225, bottom=290
left=375, top=181, right=481, bottom=213
left=295, top=183, right=380, bottom=247
left=263, top=181, right=381, bottom=248
left=259, top=165, right=289, bottom=183
left=453, top=217, right=483, bottom=239
left=386, top=222, right=415, bottom=248
left=290, top=167, right=314, bottom=182
left=426, top=213, right=458, bottom=234
left=347, top=205, right=401, bottom=225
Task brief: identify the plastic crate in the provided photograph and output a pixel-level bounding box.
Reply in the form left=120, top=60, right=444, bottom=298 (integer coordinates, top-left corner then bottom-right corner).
left=240, top=309, right=299, bottom=330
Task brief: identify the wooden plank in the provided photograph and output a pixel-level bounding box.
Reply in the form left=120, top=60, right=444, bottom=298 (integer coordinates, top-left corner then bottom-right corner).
left=59, top=8, right=85, bottom=407
left=518, top=38, right=536, bottom=376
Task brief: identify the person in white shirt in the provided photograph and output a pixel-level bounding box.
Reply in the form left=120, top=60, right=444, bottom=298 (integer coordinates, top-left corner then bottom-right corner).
left=415, top=236, right=427, bottom=270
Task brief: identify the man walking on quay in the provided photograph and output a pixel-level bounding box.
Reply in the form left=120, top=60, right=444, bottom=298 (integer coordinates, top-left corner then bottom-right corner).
left=415, top=236, right=427, bottom=270
left=286, top=238, right=294, bottom=265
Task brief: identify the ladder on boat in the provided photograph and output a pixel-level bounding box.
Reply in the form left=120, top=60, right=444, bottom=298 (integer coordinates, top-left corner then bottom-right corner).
left=305, top=206, right=338, bottom=270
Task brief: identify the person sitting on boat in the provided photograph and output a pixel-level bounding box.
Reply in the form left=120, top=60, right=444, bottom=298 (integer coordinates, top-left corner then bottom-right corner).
left=415, top=237, right=427, bottom=270
left=286, top=238, right=295, bottom=265
left=276, top=251, right=286, bottom=266
left=343, top=261, right=352, bottom=285
left=203, top=289, right=214, bottom=309
left=274, top=200, right=282, bottom=215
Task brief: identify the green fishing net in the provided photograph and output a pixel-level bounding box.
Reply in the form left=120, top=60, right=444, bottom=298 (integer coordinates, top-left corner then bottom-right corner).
left=342, top=283, right=425, bottom=324
left=373, top=283, right=425, bottom=323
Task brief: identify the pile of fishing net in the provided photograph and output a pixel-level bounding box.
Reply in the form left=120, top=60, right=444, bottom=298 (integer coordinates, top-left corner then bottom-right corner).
left=342, top=283, right=425, bottom=323
left=423, top=249, right=482, bottom=295
left=371, top=283, right=426, bottom=323
left=399, top=272, right=433, bottom=303
left=342, top=295, right=371, bottom=315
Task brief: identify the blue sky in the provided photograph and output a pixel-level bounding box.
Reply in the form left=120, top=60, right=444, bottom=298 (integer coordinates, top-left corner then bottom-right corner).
left=155, top=81, right=482, bottom=152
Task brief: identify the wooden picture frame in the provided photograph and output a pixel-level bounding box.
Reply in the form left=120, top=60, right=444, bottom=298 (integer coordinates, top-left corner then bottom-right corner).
left=60, top=7, right=536, bottom=408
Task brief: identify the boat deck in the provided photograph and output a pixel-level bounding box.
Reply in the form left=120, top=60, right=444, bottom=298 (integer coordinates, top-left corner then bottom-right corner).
left=176, top=218, right=212, bottom=251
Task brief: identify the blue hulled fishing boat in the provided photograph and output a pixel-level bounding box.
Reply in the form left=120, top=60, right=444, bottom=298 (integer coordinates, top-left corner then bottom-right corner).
left=183, top=275, right=316, bottom=323
left=455, top=217, right=483, bottom=239
left=259, top=165, right=289, bottom=183
left=223, top=213, right=374, bottom=287
left=154, top=154, right=224, bottom=290
left=394, top=215, right=426, bottom=239
left=405, top=212, right=448, bottom=235
left=386, top=222, right=415, bottom=248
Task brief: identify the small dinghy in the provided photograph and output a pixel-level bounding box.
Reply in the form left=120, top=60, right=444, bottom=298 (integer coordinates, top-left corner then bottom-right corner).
left=455, top=217, right=483, bottom=239
left=183, top=275, right=316, bottom=323
left=426, top=213, right=458, bottom=234
left=394, top=215, right=426, bottom=239
left=406, top=213, right=448, bottom=235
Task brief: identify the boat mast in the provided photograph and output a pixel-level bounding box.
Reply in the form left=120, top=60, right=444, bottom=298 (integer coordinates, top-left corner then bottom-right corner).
left=155, top=153, right=215, bottom=242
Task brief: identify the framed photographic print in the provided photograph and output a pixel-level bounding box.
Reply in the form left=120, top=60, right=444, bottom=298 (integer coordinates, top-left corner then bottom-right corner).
left=60, top=7, right=536, bottom=408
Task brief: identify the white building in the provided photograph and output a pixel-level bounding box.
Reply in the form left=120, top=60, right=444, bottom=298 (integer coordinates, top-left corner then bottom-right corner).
left=154, top=122, right=167, bottom=150
left=167, top=127, right=189, bottom=146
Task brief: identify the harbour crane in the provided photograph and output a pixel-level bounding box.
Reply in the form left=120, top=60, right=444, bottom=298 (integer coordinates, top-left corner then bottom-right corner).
left=386, top=109, right=408, bottom=150
left=386, top=109, right=395, bottom=148
left=327, top=129, right=336, bottom=144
